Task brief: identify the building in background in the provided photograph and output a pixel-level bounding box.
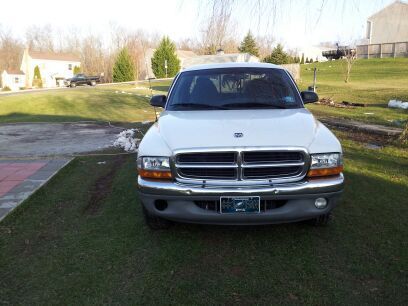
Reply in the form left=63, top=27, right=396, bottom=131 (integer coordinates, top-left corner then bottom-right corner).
left=1, top=69, right=26, bottom=91
left=20, top=49, right=81, bottom=88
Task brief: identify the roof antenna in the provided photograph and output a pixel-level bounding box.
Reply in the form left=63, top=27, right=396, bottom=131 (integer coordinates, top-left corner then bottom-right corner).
left=141, top=40, right=158, bottom=122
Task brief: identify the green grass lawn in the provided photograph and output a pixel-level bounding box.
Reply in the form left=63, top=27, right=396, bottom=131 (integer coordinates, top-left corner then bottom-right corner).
left=0, top=81, right=171, bottom=124
left=301, top=58, right=408, bottom=126
left=1, top=136, right=407, bottom=304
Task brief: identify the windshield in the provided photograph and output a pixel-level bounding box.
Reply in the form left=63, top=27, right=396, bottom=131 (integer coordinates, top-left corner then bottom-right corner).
left=166, top=68, right=303, bottom=110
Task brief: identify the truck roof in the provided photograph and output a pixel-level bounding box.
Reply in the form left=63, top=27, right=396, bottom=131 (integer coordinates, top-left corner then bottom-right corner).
left=182, top=62, right=284, bottom=72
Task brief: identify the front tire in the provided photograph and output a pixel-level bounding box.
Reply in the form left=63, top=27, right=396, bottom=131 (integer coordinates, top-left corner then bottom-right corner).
left=142, top=206, right=171, bottom=230
left=70, top=82, right=76, bottom=88
left=308, top=212, right=332, bottom=226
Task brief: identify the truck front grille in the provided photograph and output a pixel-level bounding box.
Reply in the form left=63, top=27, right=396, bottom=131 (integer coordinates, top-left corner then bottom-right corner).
left=175, top=150, right=307, bottom=182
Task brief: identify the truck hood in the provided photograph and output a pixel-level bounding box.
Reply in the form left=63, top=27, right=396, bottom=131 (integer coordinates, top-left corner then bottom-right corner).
left=155, top=109, right=323, bottom=151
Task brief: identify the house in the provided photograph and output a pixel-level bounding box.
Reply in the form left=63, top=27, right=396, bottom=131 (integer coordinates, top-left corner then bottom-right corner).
left=143, top=49, right=259, bottom=79
left=20, top=49, right=81, bottom=88
left=365, top=1, right=408, bottom=44
left=1, top=69, right=26, bottom=91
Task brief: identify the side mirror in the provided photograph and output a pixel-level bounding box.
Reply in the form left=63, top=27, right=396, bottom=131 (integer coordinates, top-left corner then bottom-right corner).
left=150, top=95, right=167, bottom=108
left=301, top=91, right=319, bottom=104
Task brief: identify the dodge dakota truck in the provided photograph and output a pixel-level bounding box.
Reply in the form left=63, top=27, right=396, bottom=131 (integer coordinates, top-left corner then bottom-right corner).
left=137, top=63, right=344, bottom=229
left=65, top=74, right=100, bottom=87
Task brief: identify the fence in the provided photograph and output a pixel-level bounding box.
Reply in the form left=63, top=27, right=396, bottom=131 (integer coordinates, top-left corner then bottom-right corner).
left=356, top=42, right=408, bottom=59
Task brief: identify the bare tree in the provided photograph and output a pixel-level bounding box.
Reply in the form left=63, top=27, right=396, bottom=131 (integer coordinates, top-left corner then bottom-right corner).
left=343, top=49, right=356, bottom=83
left=0, top=25, right=23, bottom=83
left=25, top=24, right=55, bottom=52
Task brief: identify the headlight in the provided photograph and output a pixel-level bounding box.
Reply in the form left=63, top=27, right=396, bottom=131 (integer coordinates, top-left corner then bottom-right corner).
left=308, top=153, right=343, bottom=177
left=137, top=156, right=172, bottom=180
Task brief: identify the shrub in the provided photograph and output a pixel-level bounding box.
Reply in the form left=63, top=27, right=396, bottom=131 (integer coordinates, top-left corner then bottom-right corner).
left=263, top=44, right=290, bottom=65
left=32, top=65, right=43, bottom=88
left=113, top=48, right=135, bottom=82
left=151, top=36, right=180, bottom=78
left=238, top=31, right=259, bottom=57
left=2, top=86, right=11, bottom=91
left=73, top=66, right=81, bottom=75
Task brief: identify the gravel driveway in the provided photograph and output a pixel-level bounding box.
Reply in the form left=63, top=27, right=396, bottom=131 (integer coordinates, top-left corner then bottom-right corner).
left=0, top=122, right=123, bottom=157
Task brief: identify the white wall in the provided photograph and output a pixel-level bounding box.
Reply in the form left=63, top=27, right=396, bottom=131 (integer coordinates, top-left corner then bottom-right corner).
left=1, top=71, right=26, bottom=91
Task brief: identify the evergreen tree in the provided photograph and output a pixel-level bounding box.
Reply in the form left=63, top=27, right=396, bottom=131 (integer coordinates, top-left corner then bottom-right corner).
left=113, top=48, right=135, bottom=82
left=238, top=31, right=259, bottom=57
left=33, top=65, right=43, bottom=88
left=151, top=36, right=180, bottom=78
left=305, top=57, right=309, bottom=64
left=263, top=44, right=290, bottom=65
left=73, top=66, right=81, bottom=75
left=300, top=53, right=305, bottom=64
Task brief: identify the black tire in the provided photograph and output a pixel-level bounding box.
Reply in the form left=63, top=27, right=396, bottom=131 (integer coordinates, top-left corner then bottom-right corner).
left=308, top=212, right=332, bottom=226
left=70, top=82, right=76, bottom=88
left=142, top=206, right=171, bottom=230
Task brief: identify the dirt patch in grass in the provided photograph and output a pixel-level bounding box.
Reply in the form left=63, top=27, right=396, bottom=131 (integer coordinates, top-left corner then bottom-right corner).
left=83, top=156, right=125, bottom=214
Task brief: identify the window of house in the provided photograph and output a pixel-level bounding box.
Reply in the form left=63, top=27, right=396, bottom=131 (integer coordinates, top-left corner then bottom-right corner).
left=68, top=64, right=72, bottom=70
left=366, top=21, right=372, bottom=40
left=15, top=77, right=19, bottom=83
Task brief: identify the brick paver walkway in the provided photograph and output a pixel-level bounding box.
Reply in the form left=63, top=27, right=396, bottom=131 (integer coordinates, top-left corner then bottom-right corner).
left=0, top=159, right=71, bottom=222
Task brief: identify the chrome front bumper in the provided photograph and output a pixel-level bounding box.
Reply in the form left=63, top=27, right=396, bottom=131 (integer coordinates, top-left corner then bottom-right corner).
left=137, top=173, right=344, bottom=197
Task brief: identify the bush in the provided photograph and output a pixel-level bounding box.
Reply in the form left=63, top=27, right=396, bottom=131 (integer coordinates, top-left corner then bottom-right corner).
left=73, top=66, right=81, bottom=75
left=151, top=36, right=180, bottom=78
left=113, top=48, right=135, bottom=82
left=263, top=44, right=290, bottom=65
left=2, top=86, right=11, bottom=91
left=32, top=65, right=43, bottom=88
left=238, top=31, right=259, bottom=57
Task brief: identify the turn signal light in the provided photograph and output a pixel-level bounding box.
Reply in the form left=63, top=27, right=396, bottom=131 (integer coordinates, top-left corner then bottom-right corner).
left=307, top=166, right=343, bottom=178
left=139, top=169, right=173, bottom=180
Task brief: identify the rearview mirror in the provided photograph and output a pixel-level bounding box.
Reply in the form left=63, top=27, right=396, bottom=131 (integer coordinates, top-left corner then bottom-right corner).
left=150, top=95, right=167, bottom=108
left=301, top=91, right=319, bottom=104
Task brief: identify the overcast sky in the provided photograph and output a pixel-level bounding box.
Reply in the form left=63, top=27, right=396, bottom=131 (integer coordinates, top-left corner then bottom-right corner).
left=0, top=0, right=397, bottom=48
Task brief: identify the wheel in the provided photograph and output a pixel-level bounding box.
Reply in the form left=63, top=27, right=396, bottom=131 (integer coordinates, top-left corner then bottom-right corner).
left=308, top=212, right=332, bottom=226
left=142, top=206, right=171, bottom=230
left=91, top=81, right=96, bottom=86
left=70, top=82, right=76, bottom=88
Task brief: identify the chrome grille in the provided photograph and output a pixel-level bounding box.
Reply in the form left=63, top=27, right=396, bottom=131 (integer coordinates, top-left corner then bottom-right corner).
left=175, top=150, right=307, bottom=183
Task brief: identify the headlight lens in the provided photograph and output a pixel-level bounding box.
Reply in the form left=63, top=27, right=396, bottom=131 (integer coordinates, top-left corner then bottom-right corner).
left=140, top=157, right=170, bottom=170
left=137, top=157, right=172, bottom=180
left=308, top=153, right=343, bottom=177
left=310, top=153, right=342, bottom=169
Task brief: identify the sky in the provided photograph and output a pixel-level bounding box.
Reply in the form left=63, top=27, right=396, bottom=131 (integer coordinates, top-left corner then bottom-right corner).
left=0, top=0, right=398, bottom=48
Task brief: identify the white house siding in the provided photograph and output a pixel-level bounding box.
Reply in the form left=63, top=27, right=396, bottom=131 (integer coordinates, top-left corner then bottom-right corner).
left=367, top=1, right=408, bottom=44
left=20, top=50, right=81, bottom=88
left=1, top=71, right=26, bottom=91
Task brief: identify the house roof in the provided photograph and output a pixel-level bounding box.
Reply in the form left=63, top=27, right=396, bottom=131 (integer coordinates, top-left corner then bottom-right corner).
left=4, top=69, right=25, bottom=75
left=368, top=0, right=408, bottom=20
left=28, top=50, right=80, bottom=62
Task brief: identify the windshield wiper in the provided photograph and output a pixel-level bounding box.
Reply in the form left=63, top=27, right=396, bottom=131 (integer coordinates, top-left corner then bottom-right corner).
left=221, top=102, right=288, bottom=109
left=170, top=103, right=228, bottom=110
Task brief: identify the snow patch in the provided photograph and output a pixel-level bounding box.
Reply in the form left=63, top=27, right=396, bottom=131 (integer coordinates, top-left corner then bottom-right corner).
left=113, top=129, right=140, bottom=152
left=388, top=100, right=408, bottom=110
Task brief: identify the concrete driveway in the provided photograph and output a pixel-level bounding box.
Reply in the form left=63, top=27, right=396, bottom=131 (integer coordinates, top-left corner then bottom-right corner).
left=0, top=122, right=123, bottom=157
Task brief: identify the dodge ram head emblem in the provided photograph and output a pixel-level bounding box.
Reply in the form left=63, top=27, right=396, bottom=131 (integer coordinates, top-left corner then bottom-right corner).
left=234, top=132, right=244, bottom=138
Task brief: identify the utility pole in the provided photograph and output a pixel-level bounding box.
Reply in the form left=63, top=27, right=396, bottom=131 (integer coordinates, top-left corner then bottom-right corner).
left=164, top=60, right=168, bottom=78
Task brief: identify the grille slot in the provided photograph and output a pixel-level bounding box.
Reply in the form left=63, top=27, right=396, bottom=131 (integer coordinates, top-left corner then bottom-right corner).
left=243, top=151, right=303, bottom=164
left=178, top=168, right=236, bottom=179
left=243, top=166, right=302, bottom=179
left=177, top=152, right=236, bottom=164
left=194, top=200, right=287, bottom=212
left=175, top=150, right=306, bottom=182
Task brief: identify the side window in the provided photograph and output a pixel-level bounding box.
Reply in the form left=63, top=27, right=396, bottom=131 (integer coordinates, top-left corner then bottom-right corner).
left=68, top=64, right=72, bottom=71
left=15, top=77, right=19, bottom=83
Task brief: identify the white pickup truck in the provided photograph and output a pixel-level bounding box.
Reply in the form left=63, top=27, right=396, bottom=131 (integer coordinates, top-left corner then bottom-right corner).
left=137, top=63, right=344, bottom=229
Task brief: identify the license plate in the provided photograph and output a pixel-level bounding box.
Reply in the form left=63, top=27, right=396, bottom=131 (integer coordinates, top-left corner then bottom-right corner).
left=220, top=196, right=260, bottom=214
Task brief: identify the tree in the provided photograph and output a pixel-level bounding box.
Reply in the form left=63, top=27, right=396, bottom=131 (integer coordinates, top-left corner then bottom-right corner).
left=112, top=47, right=135, bottom=82
left=263, top=44, right=290, bottom=65
left=238, top=31, right=259, bottom=57
left=32, top=65, right=43, bottom=88
left=73, top=65, right=81, bottom=75
left=343, top=49, right=356, bottom=83
left=151, top=36, right=180, bottom=78
left=300, top=53, right=305, bottom=64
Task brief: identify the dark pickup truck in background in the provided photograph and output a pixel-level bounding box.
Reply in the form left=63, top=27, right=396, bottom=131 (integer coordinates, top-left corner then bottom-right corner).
left=65, top=74, right=100, bottom=87
left=322, top=46, right=356, bottom=60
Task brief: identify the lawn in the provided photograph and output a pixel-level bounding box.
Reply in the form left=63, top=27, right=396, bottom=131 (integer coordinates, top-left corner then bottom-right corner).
left=301, top=58, right=408, bottom=126
left=0, top=81, right=170, bottom=124
left=1, top=135, right=407, bottom=305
